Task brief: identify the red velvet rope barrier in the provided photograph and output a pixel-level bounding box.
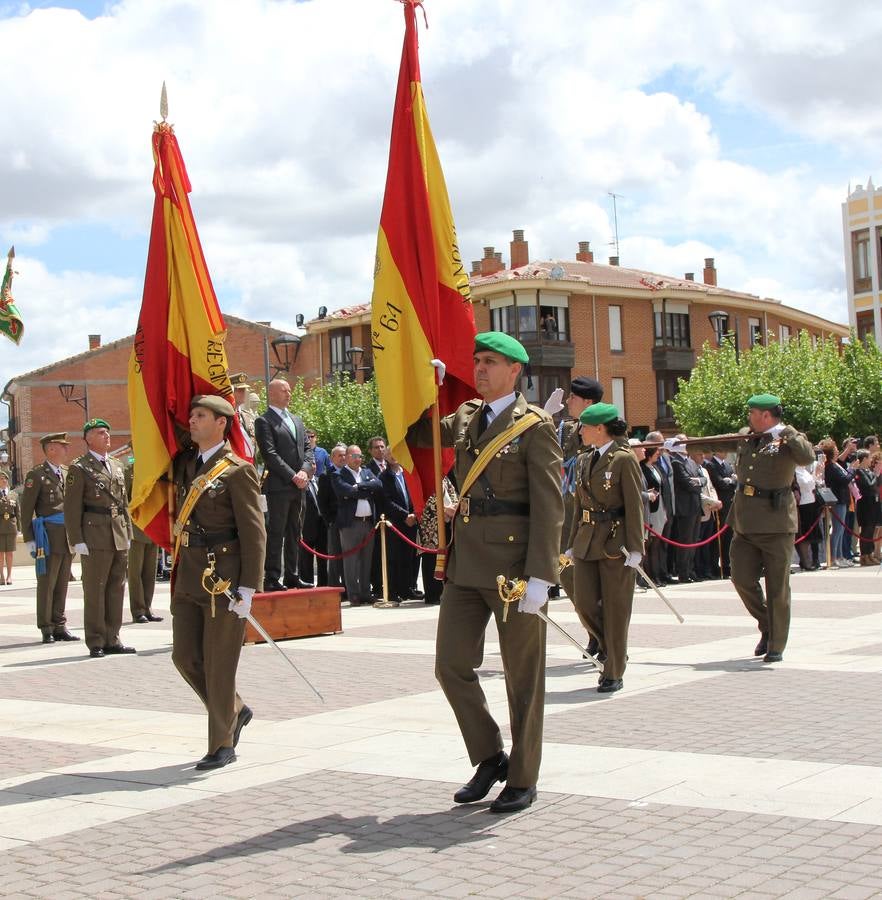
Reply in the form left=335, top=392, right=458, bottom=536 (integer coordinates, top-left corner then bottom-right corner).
left=298, top=524, right=376, bottom=560
left=829, top=508, right=882, bottom=543
left=382, top=518, right=441, bottom=553
left=644, top=522, right=730, bottom=548
left=794, top=511, right=824, bottom=545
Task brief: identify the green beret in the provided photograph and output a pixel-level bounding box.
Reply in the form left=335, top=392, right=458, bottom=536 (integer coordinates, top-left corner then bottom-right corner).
left=747, top=393, right=781, bottom=409
left=40, top=432, right=69, bottom=447
left=579, top=402, right=620, bottom=425
left=191, top=394, right=236, bottom=417
left=474, top=331, right=529, bottom=364
left=83, top=418, right=110, bottom=435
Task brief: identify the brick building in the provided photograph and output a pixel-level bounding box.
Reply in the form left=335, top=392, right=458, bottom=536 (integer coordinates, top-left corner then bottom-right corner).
left=296, top=230, right=848, bottom=434
left=1, top=316, right=293, bottom=485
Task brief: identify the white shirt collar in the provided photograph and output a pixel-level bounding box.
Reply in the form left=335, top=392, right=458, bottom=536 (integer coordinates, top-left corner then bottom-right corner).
left=483, top=392, right=517, bottom=423
left=765, top=423, right=785, bottom=437
left=597, top=439, right=615, bottom=458
left=345, top=465, right=362, bottom=479
left=89, top=450, right=107, bottom=464
left=198, top=441, right=226, bottom=462
left=269, top=406, right=289, bottom=419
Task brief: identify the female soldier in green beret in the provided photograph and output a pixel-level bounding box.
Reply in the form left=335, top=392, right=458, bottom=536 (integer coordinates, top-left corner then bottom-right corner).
left=566, top=403, right=644, bottom=693
left=0, top=471, right=19, bottom=585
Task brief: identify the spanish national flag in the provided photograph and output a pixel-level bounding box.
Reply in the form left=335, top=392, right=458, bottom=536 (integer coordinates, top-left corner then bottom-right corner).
left=371, top=0, right=476, bottom=515
left=127, top=119, right=250, bottom=550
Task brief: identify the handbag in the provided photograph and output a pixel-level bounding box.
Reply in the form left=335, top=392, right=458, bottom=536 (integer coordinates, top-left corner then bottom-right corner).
left=815, top=485, right=837, bottom=506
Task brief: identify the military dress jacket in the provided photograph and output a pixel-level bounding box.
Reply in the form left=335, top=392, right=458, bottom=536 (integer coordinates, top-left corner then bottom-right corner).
left=172, top=443, right=266, bottom=598
left=568, top=437, right=645, bottom=562
left=413, top=394, right=563, bottom=589
left=0, top=491, right=19, bottom=536
left=20, top=462, right=71, bottom=553
left=65, top=454, right=133, bottom=551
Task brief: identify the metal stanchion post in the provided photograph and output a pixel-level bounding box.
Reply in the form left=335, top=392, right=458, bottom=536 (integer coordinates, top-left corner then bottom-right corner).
left=373, top=515, right=398, bottom=609
left=824, top=506, right=833, bottom=569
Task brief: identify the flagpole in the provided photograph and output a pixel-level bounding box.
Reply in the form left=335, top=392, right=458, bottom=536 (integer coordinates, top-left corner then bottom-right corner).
left=431, top=392, right=447, bottom=579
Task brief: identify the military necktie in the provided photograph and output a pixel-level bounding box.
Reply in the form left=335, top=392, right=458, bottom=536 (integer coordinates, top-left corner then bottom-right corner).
left=478, top=404, right=492, bottom=436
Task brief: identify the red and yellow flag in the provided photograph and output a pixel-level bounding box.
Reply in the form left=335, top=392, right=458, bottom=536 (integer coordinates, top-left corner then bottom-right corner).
left=371, top=0, right=476, bottom=513
left=127, top=121, right=250, bottom=550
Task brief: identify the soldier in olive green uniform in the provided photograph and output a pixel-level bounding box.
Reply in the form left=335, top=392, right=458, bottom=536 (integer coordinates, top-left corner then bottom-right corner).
left=230, top=372, right=257, bottom=461
left=410, top=332, right=563, bottom=814
left=704, top=394, right=814, bottom=662
left=123, top=459, right=161, bottom=624
left=557, top=377, right=603, bottom=632
left=65, top=419, right=134, bottom=658
left=20, top=433, right=78, bottom=642
left=0, top=471, right=19, bottom=585
left=567, top=403, right=644, bottom=693
left=172, top=395, right=266, bottom=771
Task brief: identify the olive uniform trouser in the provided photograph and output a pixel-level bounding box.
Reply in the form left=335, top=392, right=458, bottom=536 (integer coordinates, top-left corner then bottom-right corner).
left=172, top=592, right=247, bottom=754
left=82, top=549, right=127, bottom=650
left=561, top=494, right=601, bottom=638
left=435, top=582, right=546, bottom=788
left=128, top=541, right=158, bottom=619
left=729, top=530, right=793, bottom=654
left=573, top=557, right=635, bottom=681
left=36, top=551, right=72, bottom=635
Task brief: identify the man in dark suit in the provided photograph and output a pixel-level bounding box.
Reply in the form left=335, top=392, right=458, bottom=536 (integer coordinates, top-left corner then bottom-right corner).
left=669, top=437, right=703, bottom=583
left=380, top=450, right=419, bottom=603
left=331, top=445, right=383, bottom=606
left=365, top=436, right=387, bottom=597
left=705, top=450, right=737, bottom=577
left=647, top=431, right=675, bottom=583
left=298, top=471, right=327, bottom=587
left=254, top=379, right=315, bottom=592
left=318, top=444, right=347, bottom=593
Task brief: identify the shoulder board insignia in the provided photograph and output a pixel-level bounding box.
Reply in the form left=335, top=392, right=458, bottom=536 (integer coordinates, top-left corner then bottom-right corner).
left=25, top=478, right=34, bottom=488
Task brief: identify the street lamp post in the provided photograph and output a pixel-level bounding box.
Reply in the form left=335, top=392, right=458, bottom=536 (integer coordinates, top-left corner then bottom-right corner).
left=707, top=310, right=740, bottom=363
left=345, top=346, right=364, bottom=382
left=262, top=333, right=302, bottom=391
left=58, top=382, right=89, bottom=419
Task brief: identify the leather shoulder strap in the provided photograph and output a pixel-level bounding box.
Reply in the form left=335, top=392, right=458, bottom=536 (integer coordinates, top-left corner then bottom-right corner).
left=459, top=411, right=542, bottom=499
left=172, top=456, right=236, bottom=562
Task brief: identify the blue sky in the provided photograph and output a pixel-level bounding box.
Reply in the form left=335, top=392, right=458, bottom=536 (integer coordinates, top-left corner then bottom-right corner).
left=1, top=0, right=880, bottom=428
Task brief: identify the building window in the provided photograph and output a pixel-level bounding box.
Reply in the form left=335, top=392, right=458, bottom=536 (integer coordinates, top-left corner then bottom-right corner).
left=539, top=306, right=568, bottom=341
left=857, top=312, right=875, bottom=343
left=517, top=305, right=539, bottom=342
left=329, top=328, right=352, bottom=373
left=491, top=305, right=513, bottom=334
left=779, top=324, right=791, bottom=344
left=654, top=311, right=690, bottom=348
left=748, top=317, right=762, bottom=347
left=489, top=295, right=570, bottom=341
left=656, top=372, right=688, bottom=423
left=611, top=378, right=625, bottom=420
left=853, top=229, right=872, bottom=293
left=608, top=305, right=623, bottom=352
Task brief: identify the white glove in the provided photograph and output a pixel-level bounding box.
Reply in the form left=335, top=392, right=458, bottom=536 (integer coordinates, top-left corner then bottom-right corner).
left=229, top=586, right=254, bottom=618
left=430, top=358, right=446, bottom=385
left=623, top=551, right=642, bottom=569
left=564, top=548, right=574, bottom=560
left=518, top=577, right=551, bottom=615
left=74, top=542, right=89, bottom=556
left=125, top=540, right=132, bottom=551
left=26, top=541, right=36, bottom=554
left=543, top=387, right=565, bottom=415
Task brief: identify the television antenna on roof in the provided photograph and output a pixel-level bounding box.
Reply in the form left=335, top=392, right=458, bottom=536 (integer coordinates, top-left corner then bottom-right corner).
left=608, top=191, right=623, bottom=259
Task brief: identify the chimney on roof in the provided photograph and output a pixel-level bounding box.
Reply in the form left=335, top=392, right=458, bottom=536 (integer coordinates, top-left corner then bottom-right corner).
left=480, top=245, right=504, bottom=276
left=703, top=257, right=717, bottom=286
left=609, top=256, right=620, bottom=266
left=510, top=229, right=529, bottom=269
left=471, top=260, right=482, bottom=275
left=685, top=272, right=694, bottom=282
left=88, top=334, right=101, bottom=350
left=576, top=241, right=594, bottom=263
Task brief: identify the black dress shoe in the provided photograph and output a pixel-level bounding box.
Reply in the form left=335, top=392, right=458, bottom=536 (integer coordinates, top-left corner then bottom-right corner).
left=489, top=785, right=537, bottom=813
left=408, top=589, right=425, bottom=600
left=286, top=579, right=314, bottom=590
left=233, top=705, right=253, bottom=748
left=424, top=598, right=440, bottom=605
left=42, top=633, right=55, bottom=644
left=134, top=614, right=150, bottom=624
left=263, top=579, right=286, bottom=593
left=89, top=647, right=105, bottom=658
left=597, top=678, right=623, bottom=694
left=146, top=613, right=164, bottom=622
left=597, top=650, right=608, bottom=663
left=763, top=652, right=783, bottom=663
left=103, top=644, right=137, bottom=654
left=754, top=636, right=768, bottom=657
left=585, top=635, right=599, bottom=657
left=53, top=629, right=80, bottom=641
left=195, top=746, right=237, bottom=771
left=453, top=752, right=508, bottom=803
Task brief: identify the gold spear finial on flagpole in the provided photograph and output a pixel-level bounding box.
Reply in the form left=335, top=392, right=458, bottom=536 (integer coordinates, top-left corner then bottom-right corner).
left=7, top=246, right=14, bottom=260
left=160, top=81, right=168, bottom=122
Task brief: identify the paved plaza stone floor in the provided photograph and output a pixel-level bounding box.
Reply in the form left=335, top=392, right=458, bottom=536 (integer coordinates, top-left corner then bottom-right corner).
left=1, top=560, right=882, bottom=898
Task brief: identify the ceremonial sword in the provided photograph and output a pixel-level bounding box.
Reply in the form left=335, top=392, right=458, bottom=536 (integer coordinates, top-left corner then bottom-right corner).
left=620, top=546, right=685, bottom=623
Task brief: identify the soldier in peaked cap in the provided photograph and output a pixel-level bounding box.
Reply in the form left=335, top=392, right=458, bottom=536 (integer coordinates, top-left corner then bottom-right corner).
left=65, top=419, right=134, bottom=657
left=171, top=394, right=266, bottom=770
left=230, top=372, right=256, bottom=459
left=20, top=432, right=78, bottom=642
left=694, top=393, right=814, bottom=662
left=408, top=330, right=563, bottom=813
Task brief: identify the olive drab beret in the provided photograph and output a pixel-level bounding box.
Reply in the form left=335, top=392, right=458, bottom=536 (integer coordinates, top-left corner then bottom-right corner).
left=579, top=403, right=620, bottom=425
left=190, top=394, right=236, bottom=417
left=474, top=331, right=530, bottom=364
left=747, top=393, right=782, bottom=409
left=83, top=419, right=110, bottom=435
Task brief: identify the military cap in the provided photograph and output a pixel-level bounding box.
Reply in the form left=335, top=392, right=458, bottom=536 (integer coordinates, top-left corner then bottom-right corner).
left=747, top=393, right=781, bottom=409
left=0, top=470, right=9, bottom=482
left=474, top=331, right=529, bottom=364
left=191, top=394, right=236, bottom=417
left=579, top=402, right=620, bottom=425
left=230, top=372, right=250, bottom=390
left=570, top=376, right=604, bottom=401
left=40, top=432, right=69, bottom=448
left=83, top=418, right=110, bottom=435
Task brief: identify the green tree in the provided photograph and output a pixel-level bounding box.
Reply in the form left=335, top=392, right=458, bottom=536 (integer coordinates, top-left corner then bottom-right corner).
left=837, top=336, right=882, bottom=439
left=258, top=374, right=386, bottom=449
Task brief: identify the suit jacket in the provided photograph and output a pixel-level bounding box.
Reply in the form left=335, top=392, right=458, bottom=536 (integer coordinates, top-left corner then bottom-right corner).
left=705, top=455, right=736, bottom=503
left=366, top=457, right=387, bottom=478
left=301, top=477, right=325, bottom=547
left=20, top=461, right=70, bottom=552
left=639, top=460, right=662, bottom=513
left=331, top=466, right=383, bottom=530
left=409, top=393, right=563, bottom=587
left=254, top=408, right=315, bottom=494
left=670, top=454, right=703, bottom=519
left=317, top=465, right=339, bottom=526
left=569, top=438, right=645, bottom=560
left=656, top=453, right=675, bottom=517
left=65, top=453, right=133, bottom=551
left=172, top=443, right=267, bottom=595
left=380, top=467, right=417, bottom=537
